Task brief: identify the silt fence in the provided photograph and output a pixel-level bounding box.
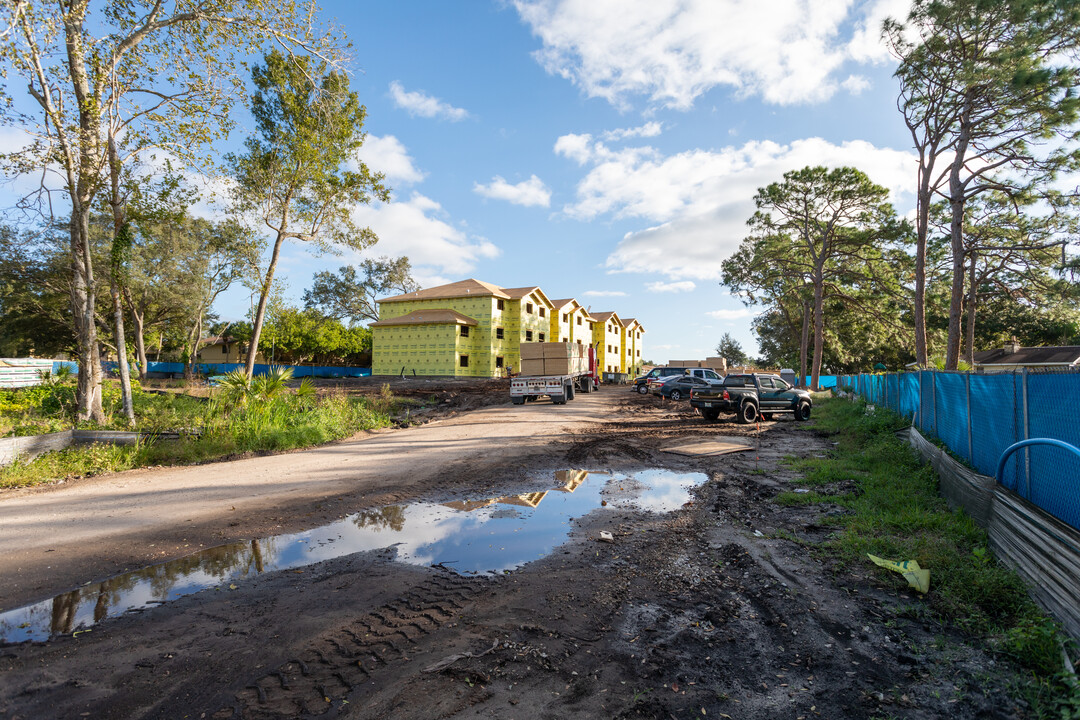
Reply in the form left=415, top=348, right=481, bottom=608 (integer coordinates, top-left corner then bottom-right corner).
left=837, top=370, right=1080, bottom=533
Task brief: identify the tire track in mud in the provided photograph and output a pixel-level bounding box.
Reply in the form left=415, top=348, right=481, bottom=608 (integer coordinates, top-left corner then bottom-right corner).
left=212, top=568, right=486, bottom=720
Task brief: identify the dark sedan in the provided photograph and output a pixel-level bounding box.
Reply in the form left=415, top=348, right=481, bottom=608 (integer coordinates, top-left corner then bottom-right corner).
left=655, top=374, right=723, bottom=401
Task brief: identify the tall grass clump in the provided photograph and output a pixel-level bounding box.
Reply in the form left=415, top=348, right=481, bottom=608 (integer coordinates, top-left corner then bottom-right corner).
left=202, top=367, right=392, bottom=453
left=1, top=368, right=398, bottom=488
left=803, top=397, right=1080, bottom=716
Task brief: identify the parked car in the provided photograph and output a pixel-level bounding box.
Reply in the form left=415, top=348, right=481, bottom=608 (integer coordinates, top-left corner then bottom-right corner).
left=689, top=372, right=812, bottom=422
left=633, top=366, right=688, bottom=394
left=655, top=374, right=723, bottom=401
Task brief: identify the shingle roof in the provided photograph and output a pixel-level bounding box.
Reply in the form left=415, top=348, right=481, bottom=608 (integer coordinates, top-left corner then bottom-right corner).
left=591, top=311, right=621, bottom=324
left=623, top=318, right=644, bottom=331
left=370, top=309, right=479, bottom=327
left=502, top=286, right=554, bottom=307
left=550, top=298, right=580, bottom=311
left=972, top=345, right=1080, bottom=366
left=378, top=279, right=509, bottom=303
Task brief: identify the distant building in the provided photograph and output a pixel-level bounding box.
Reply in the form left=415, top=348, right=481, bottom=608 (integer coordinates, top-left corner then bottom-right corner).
left=590, top=311, right=625, bottom=375
left=549, top=298, right=594, bottom=346
left=195, top=336, right=264, bottom=364
left=972, top=341, right=1080, bottom=373
left=371, top=279, right=642, bottom=377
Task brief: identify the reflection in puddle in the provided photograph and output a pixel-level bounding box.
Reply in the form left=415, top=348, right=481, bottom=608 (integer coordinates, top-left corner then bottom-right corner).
left=0, top=468, right=705, bottom=643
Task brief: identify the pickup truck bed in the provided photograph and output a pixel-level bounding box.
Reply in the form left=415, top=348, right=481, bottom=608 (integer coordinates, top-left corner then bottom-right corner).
left=690, top=373, right=812, bottom=423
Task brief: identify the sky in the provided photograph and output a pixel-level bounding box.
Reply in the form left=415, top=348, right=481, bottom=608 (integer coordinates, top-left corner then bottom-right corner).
left=7, top=0, right=925, bottom=363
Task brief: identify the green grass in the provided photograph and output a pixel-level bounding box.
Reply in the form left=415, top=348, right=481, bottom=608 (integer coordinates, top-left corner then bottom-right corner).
left=0, top=386, right=402, bottom=489
left=796, top=397, right=1080, bottom=718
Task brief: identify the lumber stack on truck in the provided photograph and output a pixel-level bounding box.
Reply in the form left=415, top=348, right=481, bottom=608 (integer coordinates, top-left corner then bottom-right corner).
left=519, top=342, right=587, bottom=376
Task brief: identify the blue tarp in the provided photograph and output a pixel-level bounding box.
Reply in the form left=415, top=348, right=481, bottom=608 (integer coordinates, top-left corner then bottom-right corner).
left=87, top=361, right=371, bottom=378
left=844, top=370, right=1080, bottom=532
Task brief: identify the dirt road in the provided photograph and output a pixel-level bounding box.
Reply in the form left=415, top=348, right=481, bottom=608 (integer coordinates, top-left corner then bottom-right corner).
left=0, top=388, right=1025, bottom=719
left=0, top=391, right=603, bottom=610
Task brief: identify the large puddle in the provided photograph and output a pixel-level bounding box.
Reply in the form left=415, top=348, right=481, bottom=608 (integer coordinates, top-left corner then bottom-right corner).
left=0, top=468, right=705, bottom=643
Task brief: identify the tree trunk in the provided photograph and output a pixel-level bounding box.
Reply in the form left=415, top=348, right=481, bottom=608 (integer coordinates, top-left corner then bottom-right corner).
left=965, top=250, right=977, bottom=367
left=246, top=231, right=287, bottom=379
left=184, top=315, right=203, bottom=381
left=913, top=176, right=932, bottom=368
left=945, top=97, right=973, bottom=370
left=810, top=278, right=825, bottom=391
left=799, top=295, right=810, bottom=389
left=109, top=281, right=134, bottom=424
left=125, top=291, right=148, bottom=381
left=108, top=135, right=134, bottom=424
left=71, top=205, right=105, bottom=423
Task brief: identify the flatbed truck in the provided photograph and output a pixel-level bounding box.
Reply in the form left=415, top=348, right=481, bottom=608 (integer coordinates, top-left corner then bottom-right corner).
left=509, top=344, right=600, bottom=405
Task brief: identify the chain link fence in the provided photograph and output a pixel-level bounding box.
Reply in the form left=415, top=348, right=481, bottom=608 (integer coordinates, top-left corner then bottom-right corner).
left=838, top=369, right=1080, bottom=532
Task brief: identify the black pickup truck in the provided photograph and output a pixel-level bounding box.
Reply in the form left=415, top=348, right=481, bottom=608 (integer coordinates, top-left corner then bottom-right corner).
left=689, top=373, right=812, bottom=423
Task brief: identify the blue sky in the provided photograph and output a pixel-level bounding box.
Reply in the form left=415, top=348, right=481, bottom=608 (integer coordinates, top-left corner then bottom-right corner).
left=283, top=0, right=920, bottom=363
left=7, top=0, right=924, bottom=363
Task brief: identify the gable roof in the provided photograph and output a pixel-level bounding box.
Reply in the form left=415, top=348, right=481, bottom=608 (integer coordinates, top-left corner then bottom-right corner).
left=379, top=278, right=509, bottom=304
left=502, top=286, right=555, bottom=308
left=550, top=298, right=582, bottom=312
left=623, top=318, right=644, bottom=332
left=972, top=345, right=1080, bottom=366
left=591, top=311, right=622, bottom=325
left=370, top=309, right=478, bottom=327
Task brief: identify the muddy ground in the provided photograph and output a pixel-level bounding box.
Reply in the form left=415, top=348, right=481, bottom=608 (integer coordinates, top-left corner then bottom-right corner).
left=0, top=385, right=1025, bottom=719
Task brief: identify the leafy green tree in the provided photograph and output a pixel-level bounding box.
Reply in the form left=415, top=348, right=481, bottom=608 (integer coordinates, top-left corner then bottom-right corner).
left=946, top=194, right=1080, bottom=363
left=722, top=240, right=813, bottom=385
left=0, top=224, right=74, bottom=357
left=732, top=166, right=904, bottom=389
left=1, top=0, right=347, bottom=421
left=886, top=0, right=1080, bottom=369
left=229, top=50, right=390, bottom=379
left=714, top=333, right=749, bottom=366
left=259, top=307, right=371, bottom=365
left=304, top=257, right=419, bottom=325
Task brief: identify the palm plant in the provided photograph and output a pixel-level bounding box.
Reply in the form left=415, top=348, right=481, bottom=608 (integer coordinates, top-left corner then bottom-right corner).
left=250, top=366, right=293, bottom=401
left=216, top=369, right=254, bottom=408
left=295, top=377, right=317, bottom=409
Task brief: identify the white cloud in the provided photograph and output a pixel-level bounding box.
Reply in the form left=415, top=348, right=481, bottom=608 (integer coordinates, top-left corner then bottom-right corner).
left=389, top=81, right=469, bottom=121
left=841, top=74, right=871, bottom=95
left=350, top=192, right=500, bottom=278
left=514, top=0, right=897, bottom=109
left=707, top=308, right=755, bottom=320
left=356, top=134, right=426, bottom=185
left=556, top=134, right=915, bottom=280
left=473, top=174, right=552, bottom=207
left=582, top=290, right=627, bottom=297
left=602, top=122, right=664, bottom=142
left=847, top=0, right=912, bottom=63
left=553, top=133, right=594, bottom=165
left=646, top=280, right=695, bottom=293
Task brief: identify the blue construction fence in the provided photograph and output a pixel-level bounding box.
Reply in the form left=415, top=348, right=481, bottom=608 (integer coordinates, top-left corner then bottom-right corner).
left=57, top=361, right=371, bottom=379
left=838, top=370, right=1080, bottom=532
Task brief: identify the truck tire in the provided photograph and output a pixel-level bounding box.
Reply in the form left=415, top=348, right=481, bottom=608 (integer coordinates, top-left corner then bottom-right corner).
left=512, top=396, right=525, bottom=405
left=566, top=383, right=576, bottom=401
left=580, top=377, right=593, bottom=393
left=637, top=384, right=648, bottom=395
left=699, top=408, right=720, bottom=421
left=738, top=401, right=758, bottom=424
left=795, top=401, right=811, bottom=421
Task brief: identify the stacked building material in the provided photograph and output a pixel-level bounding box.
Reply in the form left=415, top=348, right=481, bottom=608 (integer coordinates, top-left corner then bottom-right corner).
left=519, top=342, right=586, bottom=376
